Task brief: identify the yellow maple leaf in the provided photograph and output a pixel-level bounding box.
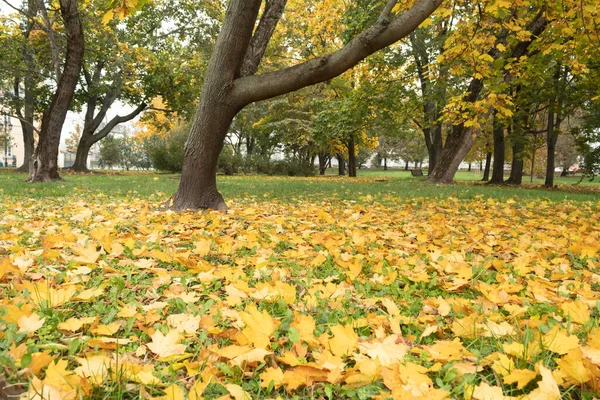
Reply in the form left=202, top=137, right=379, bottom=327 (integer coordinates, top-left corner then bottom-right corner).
left=560, top=300, right=590, bottom=325
left=556, top=348, right=591, bottom=384
left=225, top=384, right=251, bottom=400
left=72, top=243, right=102, bottom=264
left=542, top=326, right=580, bottom=355
left=240, top=304, right=275, bottom=349
left=74, top=354, right=111, bottom=385
left=17, top=313, right=46, bottom=334
left=89, top=322, right=122, bottom=336
left=161, top=384, right=185, bottom=400
left=502, top=368, right=537, bottom=389
left=147, top=330, right=187, bottom=358
left=260, top=367, right=285, bottom=388
left=328, top=324, right=358, bottom=357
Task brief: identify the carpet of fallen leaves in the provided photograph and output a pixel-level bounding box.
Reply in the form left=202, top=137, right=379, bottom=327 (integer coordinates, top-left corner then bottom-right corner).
left=1, top=194, right=600, bottom=399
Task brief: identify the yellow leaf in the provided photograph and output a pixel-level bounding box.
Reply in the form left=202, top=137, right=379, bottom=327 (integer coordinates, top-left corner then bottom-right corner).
left=162, top=384, right=185, bottom=400
left=560, top=300, right=590, bottom=325
left=74, top=354, right=111, bottom=385
left=17, top=313, right=46, bottom=334
left=240, top=304, right=275, bottom=349
left=260, top=367, right=285, bottom=388
left=147, top=330, right=187, bottom=358
left=502, top=368, right=537, bottom=389
left=328, top=324, right=358, bottom=357
left=556, top=348, right=591, bottom=384
left=542, top=326, right=580, bottom=355
left=58, top=316, right=96, bottom=332
left=101, top=9, right=114, bottom=24
left=89, top=322, right=122, bottom=336
left=225, top=384, right=251, bottom=400
left=526, top=364, right=560, bottom=400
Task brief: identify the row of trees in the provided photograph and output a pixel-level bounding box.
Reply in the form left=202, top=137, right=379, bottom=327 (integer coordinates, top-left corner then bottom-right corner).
left=2, top=0, right=600, bottom=209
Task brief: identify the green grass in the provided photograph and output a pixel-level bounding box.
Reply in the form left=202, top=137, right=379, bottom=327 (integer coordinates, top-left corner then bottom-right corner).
left=1, top=168, right=599, bottom=204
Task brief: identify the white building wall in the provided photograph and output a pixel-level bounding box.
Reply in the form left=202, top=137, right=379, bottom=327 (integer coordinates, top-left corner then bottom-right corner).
left=2, top=116, right=24, bottom=168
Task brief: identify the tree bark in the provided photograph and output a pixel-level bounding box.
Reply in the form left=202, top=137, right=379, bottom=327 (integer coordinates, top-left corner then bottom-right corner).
left=318, top=151, right=329, bottom=175
left=489, top=112, right=505, bottom=184
left=347, top=140, right=356, bottom=177
left=506, top=141, right=525, bottom=185
left=337, top=154, right=345, bottom=176
left=428, top=78, right=483, bottom=183
left=29, top=0, right=84, bottom=182
left=384, top=157, right=388, bottom=171
left=482, top=151, right=492, bottom=181
left=172, top=0, right=443, bottom=209
left=544, top=65, right=565, bottom=188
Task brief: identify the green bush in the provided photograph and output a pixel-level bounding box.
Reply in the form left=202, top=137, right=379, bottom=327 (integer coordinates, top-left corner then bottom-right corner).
left=146, top=127, right=188, bottom=172
left=217, top=145, right=243, bottom=175
left=269, top=160, right=315, bottom=176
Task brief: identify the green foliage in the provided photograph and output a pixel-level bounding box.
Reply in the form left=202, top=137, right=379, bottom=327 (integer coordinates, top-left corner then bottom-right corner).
left=99, top=136, right=124, bottom=169
left=146, top=126, right=188, bottom=172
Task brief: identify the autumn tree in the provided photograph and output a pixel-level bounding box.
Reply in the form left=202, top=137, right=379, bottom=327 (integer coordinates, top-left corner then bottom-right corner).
left=163, top=0, right=443, bottom=210
left=28, top=0, right=84, bottom=182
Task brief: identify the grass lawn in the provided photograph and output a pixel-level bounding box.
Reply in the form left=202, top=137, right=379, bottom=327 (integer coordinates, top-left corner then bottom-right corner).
left=0, top=169, right=599, bottom=399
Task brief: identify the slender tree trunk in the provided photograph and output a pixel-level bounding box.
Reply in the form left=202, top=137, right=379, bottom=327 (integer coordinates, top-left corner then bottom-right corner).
left=544, top=109, right=558, bottom=188
left=318, top=152, right=328, bottom=175
left=383, top=157, right=388, bottom=171
left=337, top=154, right=345, bottom=176
left=530, top=147, right=536, bottom=183
left=72, top=103, right=146, bottom=172
left=468, top=162, right=472, bottom=172
left=347, top=140, right=356, bottom=177
left=482, top=152, right=492, bottom=181
left=506, top=141, right=525, bottom=185
left=489, top=113, right=505, bottom=184
left=29, top=0, right=84, bottom=182
left=404, top=160, right=409, bottom=170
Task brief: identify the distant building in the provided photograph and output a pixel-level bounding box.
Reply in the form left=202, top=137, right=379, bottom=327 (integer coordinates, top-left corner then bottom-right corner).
left=1, top=114, right=24, bottom=168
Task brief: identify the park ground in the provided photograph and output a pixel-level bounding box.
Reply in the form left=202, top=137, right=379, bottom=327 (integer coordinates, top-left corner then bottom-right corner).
left=0, top=169, right=599, bottom=399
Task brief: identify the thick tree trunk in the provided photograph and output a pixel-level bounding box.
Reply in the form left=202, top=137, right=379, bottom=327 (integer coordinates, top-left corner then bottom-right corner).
left=506, top=141, right=525, bottom=185
left=429, top=125, right=442, bottom=173
left=428, top=78, right=483, bottom=183
left=489, top=113, right=505, bottom=184
left=29, top=0, right=83, bottom=182
left=71, top=135, right=93, bottom=172
left=337, top=154, right=345, bottom=176
left=482, top=151, right=492, bottom=181
left=347, top=140, right=356, bottom=177
left=428, top=125, right=476, bottom=183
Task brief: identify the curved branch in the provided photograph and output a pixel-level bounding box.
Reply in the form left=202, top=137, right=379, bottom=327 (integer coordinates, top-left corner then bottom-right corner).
left=233, top=0, right=444, bottom=105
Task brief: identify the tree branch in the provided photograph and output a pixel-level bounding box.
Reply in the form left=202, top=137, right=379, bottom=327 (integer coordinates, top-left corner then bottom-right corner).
left=233, top=0, right=444, bottom=105
left=239, top=0, right=288, bottom=77
left=39, top=0, right=62, bottom=82
left=91, top=102, right=147, bottom=143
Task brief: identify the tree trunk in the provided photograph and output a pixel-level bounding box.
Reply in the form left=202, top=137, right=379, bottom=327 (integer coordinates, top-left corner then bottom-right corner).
left=506, top=141, right=525, bottom=185
left=404, top=160, right=409, bottom=170
left=544, top=109, right=558, bottom=188
left=530, top=146, right=536, bottom=183
left=172, top=0, right=443, bottom=209
left=468, top=162, right=472, bottom=172
left=337, top=154, right=345, bottom=176
left=347, top=140, right=356, bottom=177
left=482, top=151, right=492, bottom=181
left=428, top=79, right=483, bottom=183
left=383, top=157, right=388, bottom=171
left=318, top=152, right=328, bottom=175
left=72, top=102, right=146, bottom=172
left=489, top=112, right=505, bottom=184
left=429, top=125, right=442, bottom=173
left=71, top=135, right=93, bottom=172
left=29, top=0, right=84, bottom=182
